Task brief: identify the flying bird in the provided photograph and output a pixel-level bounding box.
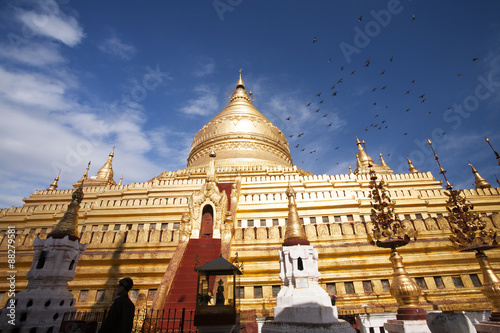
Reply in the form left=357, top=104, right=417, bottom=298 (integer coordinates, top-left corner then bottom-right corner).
left=289, top=135, right=294, bottom=138
left=306, top=102, right=311, bottom=107
left=315, top=109, right=320, bottom=113
left=328, top=122, right=332, bottom=127
left=403, top=132, right=408, bottom=136
left=286, top=116, right=290, bottom=120
left=313, top=37, right=317, bottom=43
left=310, top=149, right=316, bottom=154
left=458, top=73, right=463, bottom=77
left=371, top=88, right=377, bottom=92
left=337, top=78, right=343, bottom=84
left=421, top=99, right=426, bottom=103
left=322, top=114, right=328, bottom=118
left=473, top=58, right=479, bottom=61
left=316, top=92, right=322, bottom=97
left=294, top=144, right=300, bottom=148
left=359, top=16, right=363, bottom=22
left=297, top=133, right=304, bottom=138
left=381, top=85, right=387, bottom=90
left=328, top=57, right=332, bottom=62
left=380, top=70, right=386, bottom=75
left=351, top=70, right=356, bottom=75
left=405, top=90, right=411, bottom=94
left=405, top=108, right=411, bottom=112
left=332, top=91, right=338, bottom=96
left=330, top=84, right=336, bottom=90
left=319, top=100, right=324, bottom=104
left=335, top=146, right=339, bottom=150
left=301, top=149, right=305, bottom=151
left=412, top=14, right=415, bottom=22
left=411, top=80, right=415, bottom=84
left=340, top=66, right=344, bottom=71
left=418, top=94, right=425, bottom=98
left=389, top=56, right=393, bottom=62
left=373, top=102, right=377, bottom=106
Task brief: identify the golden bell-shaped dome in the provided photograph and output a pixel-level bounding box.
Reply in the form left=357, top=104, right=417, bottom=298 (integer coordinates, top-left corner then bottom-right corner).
left=187, top=73, right=292, bottom=168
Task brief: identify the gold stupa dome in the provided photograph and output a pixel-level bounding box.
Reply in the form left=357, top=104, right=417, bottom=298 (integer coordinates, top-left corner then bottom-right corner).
left=187, top=72, right=292, bottom=168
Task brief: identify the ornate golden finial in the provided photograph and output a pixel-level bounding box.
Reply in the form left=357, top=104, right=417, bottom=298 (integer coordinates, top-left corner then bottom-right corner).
left=407, top=156, right=419, bottom=173
left=206, top=148, right=217, bottom=182
left=379, top=153, right=388, bottom=167
left=236, top=68, right=245, bottom=89
left=367, top=165, right=417, bottom=248
left=79, top=161, right=91, bottom=182
left=470, top=162, right=491, bottom=189
left=356, top=137, right=375, bottom=167
left=95, top=147, right=116, bottom=185
left=428, top=141, right=498, bottom=252
left=47, top=172, right=60, bottom=191
left=283, top=183, right=309, bottom=246
left=118, top=176, right=123, bottom=186
left=348, top=164, right=353, bottom=174
left=485, top=137, right=500, bottom=165
left=48, top=170, right=86, bottom=240
left=428, top=139, right=452, bottom=190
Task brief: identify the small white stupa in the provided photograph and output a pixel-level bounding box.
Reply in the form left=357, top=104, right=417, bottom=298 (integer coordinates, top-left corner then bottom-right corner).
left=0, top=181, right=88, bottom=332
left=262, top=184, right=355, bottom=333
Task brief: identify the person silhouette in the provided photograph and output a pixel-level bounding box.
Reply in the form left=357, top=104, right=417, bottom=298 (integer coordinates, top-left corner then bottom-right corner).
left=216, top=279, right=225, bottom=305
left=99, top=277, right=135, bottom=333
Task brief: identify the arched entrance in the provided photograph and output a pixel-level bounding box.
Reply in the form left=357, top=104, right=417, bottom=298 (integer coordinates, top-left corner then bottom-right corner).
left=200, top=205, right=214, bottom=239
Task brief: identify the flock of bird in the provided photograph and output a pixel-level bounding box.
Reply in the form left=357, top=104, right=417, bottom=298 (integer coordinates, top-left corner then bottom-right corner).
left=284, top=13, right=479, bottom=167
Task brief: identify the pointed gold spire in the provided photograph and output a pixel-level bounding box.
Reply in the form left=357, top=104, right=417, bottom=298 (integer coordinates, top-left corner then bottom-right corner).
left=283, top=183, right=309, bottom=246
left=118, top=176, right=123, bottom=186
left=348, top=164, right=353, bottom=174
left=236, top=68, right=245, bottom=89
left=48, top=170, right=85, bottom=240
left=47, top=172, right=60, bottom=191
left=379, top=153, right=388, bottom=167
left=407, top=156, right=419, bottom=173
left=356, top=137, right=375, bottom=166
left=470, top=162, right=491, bottom=189
left=230, top=70, right=251, bottom=103
left=95, top=147, right=116, bottom=185
left=79, top=161, right=91, bottom=182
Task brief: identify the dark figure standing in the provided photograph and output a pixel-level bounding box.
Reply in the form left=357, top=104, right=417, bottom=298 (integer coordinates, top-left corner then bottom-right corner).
left=99, top=277, right=135, bottom=333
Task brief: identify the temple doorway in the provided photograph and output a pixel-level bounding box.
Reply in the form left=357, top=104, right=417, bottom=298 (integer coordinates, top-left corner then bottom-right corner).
left=200, top=205, right=214, bottom=239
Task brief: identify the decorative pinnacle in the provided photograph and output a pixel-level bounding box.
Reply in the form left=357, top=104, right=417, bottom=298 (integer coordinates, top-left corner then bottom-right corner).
left=485, top=137, right=500, bottom=165
left=283, top=182, right=310, bottom=246
left=469, top=161, right=491, bottom=189
left=236, top=69, right=245, bottom=89
left=427, top=139, right=452, bottom=190
left=367, top=164, right=416, bottom=248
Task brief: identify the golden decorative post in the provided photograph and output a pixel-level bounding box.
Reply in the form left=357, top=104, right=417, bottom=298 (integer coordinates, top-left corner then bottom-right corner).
left=428, top=139, right=500, bottom=321
left=366, top=165, right=426, bottom=320
left=485, top=137, right=500, bottom=165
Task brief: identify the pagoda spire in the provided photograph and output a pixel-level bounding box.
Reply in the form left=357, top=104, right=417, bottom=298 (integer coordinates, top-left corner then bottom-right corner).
left=229, top=70, right=251, bottom=103
left=48, top=172, right=85, bottom=241
left=283, top=183, right=309, bottom=246
left=46, top=172, right=60, bottom=191
left=95, top=147, right=116, bottom=185
left=470, top=162, right=491, bottom=189
left=379, top=153, right=388, bottom=167
left=407, top=156, right=419, bottom=173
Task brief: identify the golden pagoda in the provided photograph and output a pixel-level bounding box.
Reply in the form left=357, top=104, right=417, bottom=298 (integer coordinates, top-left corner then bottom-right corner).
left=0, top=73, right=500, bottom=332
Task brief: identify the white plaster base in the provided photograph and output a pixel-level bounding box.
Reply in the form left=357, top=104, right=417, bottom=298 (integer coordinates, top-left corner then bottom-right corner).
left=475, top=321, right=500, bottom=333
left=274, top=305, right=338, bottom=324
left=384, top=319, right=431, bottom=333
left=358, top=312, right=397, bottom=333
left=261, top=320, right=356, bottom=333
left=427, top=312, right=476, bottom=333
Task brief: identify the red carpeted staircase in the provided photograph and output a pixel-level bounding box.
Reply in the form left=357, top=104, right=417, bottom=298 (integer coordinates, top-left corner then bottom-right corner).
left=161, top=238, right=221, bottom=330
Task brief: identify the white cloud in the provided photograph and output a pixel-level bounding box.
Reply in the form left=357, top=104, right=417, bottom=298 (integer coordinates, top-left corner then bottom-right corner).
left=0, top=41, right=65, bottom=67
left=0, top=67, right=71, bottom=110
left=98, top=35, right=137, bottom=60
left=193, top=59, right=215, bottom=77
left=180, top=85, right=220, bottom=116
left=16, top=7, right=85, bottom=47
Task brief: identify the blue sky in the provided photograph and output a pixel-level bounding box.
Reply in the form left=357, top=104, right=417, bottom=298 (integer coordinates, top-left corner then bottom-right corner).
left=0, top=0, right=499, bottom=208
